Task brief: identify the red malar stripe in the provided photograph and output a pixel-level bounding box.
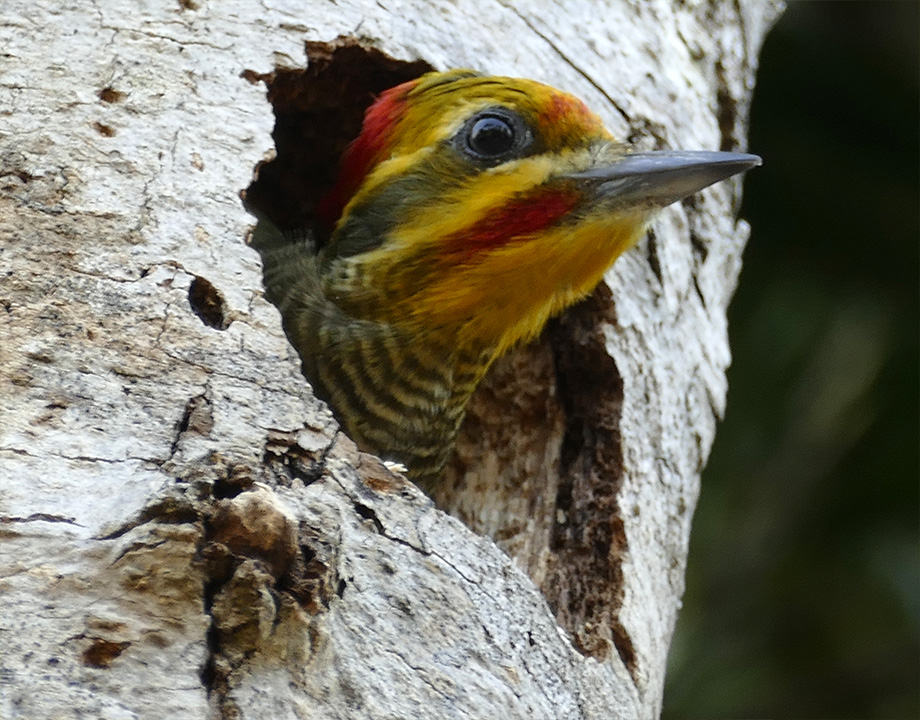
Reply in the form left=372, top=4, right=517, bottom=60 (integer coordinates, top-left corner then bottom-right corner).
left=441, top=188, right=580, bottom=263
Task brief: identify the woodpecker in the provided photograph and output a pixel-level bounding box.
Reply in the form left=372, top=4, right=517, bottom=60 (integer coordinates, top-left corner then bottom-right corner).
left=250, top=70, right=759, bottom=488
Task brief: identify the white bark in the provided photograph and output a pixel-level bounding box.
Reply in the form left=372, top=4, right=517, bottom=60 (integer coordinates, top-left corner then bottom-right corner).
left=0, top=1, right=781, bottom=718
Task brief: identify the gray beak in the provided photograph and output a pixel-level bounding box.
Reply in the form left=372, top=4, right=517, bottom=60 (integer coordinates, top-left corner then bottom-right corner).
left=569, top=150, right=762, bottom=208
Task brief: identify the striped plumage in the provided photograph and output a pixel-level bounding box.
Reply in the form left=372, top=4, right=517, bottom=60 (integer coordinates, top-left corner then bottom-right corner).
left=251, top=70, right=759, bottom=488
left=252, top=218, right=495, bottom=483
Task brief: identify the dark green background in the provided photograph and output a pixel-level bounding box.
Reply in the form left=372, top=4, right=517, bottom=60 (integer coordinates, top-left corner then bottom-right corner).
left=663, top=2, right=919, bottom=717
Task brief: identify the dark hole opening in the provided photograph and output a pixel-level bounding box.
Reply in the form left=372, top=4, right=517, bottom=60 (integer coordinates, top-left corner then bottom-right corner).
left=242, top=37, right=432, bottom=247
left=188, top=276, right=228, bottom=330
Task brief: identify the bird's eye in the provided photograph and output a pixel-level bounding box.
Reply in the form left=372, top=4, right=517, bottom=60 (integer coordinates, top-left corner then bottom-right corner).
left=466, top=115, right=517, bottom=158
left=454, top=108, right=534, bottom=165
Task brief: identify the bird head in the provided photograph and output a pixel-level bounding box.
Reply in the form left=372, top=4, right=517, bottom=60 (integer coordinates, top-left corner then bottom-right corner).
left=317, top=70, right=759, bottom=356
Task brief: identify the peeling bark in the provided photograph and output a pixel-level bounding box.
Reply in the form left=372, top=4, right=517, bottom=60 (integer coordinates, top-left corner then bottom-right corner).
left=0, top=1, right=781, bottom=718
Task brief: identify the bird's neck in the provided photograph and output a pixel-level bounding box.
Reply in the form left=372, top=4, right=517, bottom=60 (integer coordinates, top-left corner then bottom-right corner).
left=308, top=307, right=496, bottom=484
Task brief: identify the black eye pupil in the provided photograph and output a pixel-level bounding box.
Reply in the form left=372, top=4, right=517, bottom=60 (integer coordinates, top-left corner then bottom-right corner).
left=468, top=116, right=516, bottom=157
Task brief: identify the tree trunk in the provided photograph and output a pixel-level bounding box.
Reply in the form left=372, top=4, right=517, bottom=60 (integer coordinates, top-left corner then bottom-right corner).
left=0, top=1, right=781, bottom=718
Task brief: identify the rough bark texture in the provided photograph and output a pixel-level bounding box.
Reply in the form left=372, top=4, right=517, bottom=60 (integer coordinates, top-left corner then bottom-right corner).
left=0, top=1, right=781, bottom=718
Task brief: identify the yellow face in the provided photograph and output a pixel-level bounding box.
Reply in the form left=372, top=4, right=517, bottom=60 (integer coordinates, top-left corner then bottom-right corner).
left=360, top=70, right=607, bottom=168
left=323, top=70, right=649, bottom=354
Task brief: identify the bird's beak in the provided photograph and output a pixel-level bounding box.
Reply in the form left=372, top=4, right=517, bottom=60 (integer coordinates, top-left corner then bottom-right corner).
left=567, top=150, right=762, bottom=208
